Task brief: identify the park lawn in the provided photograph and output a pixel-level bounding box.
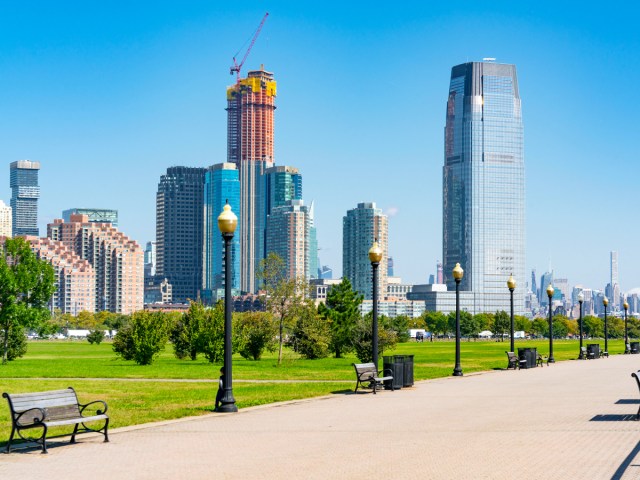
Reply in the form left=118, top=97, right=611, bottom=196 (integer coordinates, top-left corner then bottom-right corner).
left=0, top=338, right=626, bottom=448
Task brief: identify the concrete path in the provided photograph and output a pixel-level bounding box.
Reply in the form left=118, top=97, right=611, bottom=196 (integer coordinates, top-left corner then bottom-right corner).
left=2, top=354, right=640, bottom=479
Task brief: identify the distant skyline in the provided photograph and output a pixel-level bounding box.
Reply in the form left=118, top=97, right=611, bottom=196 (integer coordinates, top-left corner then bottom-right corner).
left=1, top=2, right=639, bottom=292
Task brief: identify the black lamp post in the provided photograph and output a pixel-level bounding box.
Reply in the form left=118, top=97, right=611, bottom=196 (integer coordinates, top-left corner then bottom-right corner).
left=453, top=263, right=464, bottom=376
left=603, top=296, right=609, bottom=356
left=216, top=202, right=238, bottom=413
left=507, top=274, right=516, bottom=353
left=624, top=301, right=630, bottom=354
left=547, top=284, right=555, bottom=363
left=368, top=240, right=383, bottom=368
left=577, top=292, right=584, bottom=359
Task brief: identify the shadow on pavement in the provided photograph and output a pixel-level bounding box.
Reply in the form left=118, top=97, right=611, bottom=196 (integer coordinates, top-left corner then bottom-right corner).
left=590, top=414, right=638, bottom=422
left=611, top=440, right=640, bottom=480
left=330, top=389, right=353, bottom=395
left=615, top=399, right=640, bottom=404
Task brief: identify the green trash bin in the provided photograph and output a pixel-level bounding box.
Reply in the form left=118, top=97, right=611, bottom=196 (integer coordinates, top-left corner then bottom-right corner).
left=401, top=355, right=414, bottom=387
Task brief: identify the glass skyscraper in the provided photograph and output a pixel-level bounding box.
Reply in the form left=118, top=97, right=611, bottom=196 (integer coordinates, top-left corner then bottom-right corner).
left=443, top=61, right=525, bottom=314
left=202, top=163, right=240, bottom=303
left=10, top=160, right=40, bottom=237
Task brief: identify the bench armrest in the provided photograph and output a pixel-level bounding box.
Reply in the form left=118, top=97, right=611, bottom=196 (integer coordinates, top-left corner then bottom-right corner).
left=15, top=407, right=46, bottom=427
left=79, top=400, right=108, bottom=416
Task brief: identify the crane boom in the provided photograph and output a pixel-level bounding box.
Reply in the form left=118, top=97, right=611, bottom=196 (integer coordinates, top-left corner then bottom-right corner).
left=230, top=12, right=269, bottom=83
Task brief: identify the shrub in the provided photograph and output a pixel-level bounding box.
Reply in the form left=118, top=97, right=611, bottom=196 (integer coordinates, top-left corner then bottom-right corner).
left=113, top=311, right=170, bottom=365
left=171, top=302, right=206, bottom=360
left=291, top=309, right=331, bottom=359
left=199, top=302, right=225, bottom=363
left=352, top=315, right=398, bottom=363
left=87, top=329, right=105, bottom=345
left=233, top=311, right=277, bottom=361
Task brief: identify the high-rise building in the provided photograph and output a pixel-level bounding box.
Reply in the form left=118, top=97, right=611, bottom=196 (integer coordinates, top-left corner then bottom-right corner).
left=266, top=200, right=310, bottom=280
left=227, top=66, right=277, bottom=293
left=202, top=163, right=240, bottom=303
left=63, top=208, right=118, bottom=226
left=539, top=271, right=553, bottom=306
left=442, top=61, right=525, bottom=313
left=436, top=261, right=443, bottom=284
left=308, top=201, right=318, bottom=280
left=48, top=214, right=144, bottom=314
left=10, top=160, right=40, bottom=237
left=387, top=257, right=394, bottom=277
left=265, top=166, right=302, bottom=215
left=0, top=200, right=11, bottom=237
left=318, top=265, right=333, bottom=280
left=531, top=269, right=537, bottom=301
left=343, top=202, right=388, bottom=300
left=144, top=241, right=156, bottom=279
left=611, top=251, right=618, bottom=286
left=155, top=167, right=206, bottom=303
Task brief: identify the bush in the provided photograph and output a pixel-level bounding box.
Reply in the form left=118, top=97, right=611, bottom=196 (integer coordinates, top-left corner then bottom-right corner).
left=233, top=312, right=277, bottom=361
left=171, top=302, right=206, bottom=360
left=352, top=315, right=398, bottom=363
left=113, top=311, right=170, bottom=365
left=0, top=326, right=27, bottom=361
left=290, top=309, right=331, bottom=359
left=87, top=329, right=105, bottom=345
left=199, top=302, right=225, bottom=363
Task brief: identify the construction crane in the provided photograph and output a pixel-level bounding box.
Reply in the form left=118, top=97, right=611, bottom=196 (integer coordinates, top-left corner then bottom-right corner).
left=230, top=12, right=269, bottom=83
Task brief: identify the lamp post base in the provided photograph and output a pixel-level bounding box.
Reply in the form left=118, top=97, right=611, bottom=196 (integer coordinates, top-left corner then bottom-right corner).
left=453, top=366, right=463, bottom=376
left=215, top=389, right=238, bottom=413
left=548, top=357, right=555, bottom=363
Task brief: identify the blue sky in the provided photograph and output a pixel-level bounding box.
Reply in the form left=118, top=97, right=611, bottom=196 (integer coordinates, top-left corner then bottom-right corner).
left=1, top=1, right=639, bottom=292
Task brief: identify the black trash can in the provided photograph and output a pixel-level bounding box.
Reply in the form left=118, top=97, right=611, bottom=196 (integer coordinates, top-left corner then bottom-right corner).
left=518, top=347, right=537, bottom=369
left=383, top=355, right=403, bottom=390
left=587, top=343, right=600, bottom=359
left=631, top=342, right=640, bottom=354
left=402, top=355, right=414, bottom=387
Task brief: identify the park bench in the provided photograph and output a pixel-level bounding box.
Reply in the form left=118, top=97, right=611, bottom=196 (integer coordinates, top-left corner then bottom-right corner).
left=506, top=351, right=526, bottom=370
left=631, top=372, right=640, bottom=420
left=352, top=363, right=394, bottom=394
left=537, top=353, right=547, bottom=367
left=580, top=346, right=595, bottom=360
left=3, top=387, right=109, bottom=453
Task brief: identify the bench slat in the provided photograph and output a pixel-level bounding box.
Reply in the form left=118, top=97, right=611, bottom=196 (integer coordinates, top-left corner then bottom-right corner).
left=12, top=396, right=79, bottom=411
left=8, top=389, right=77, bottom=400
left=44, top=414, right=108, bottom=428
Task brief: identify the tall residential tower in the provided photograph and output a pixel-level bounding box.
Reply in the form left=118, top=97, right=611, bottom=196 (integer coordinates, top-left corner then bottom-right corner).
left=10, top=160, right=40, bottom=236
left=442, top=61, right=525, bottom=313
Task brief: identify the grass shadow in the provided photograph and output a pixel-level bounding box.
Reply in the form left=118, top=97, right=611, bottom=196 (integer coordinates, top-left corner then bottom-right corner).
left=590, top=414, right=638, bottom=422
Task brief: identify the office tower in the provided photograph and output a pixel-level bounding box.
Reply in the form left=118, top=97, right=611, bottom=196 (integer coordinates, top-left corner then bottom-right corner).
left=27, top=237, right=96, bottom=314
left=227, top=66, right=277, bottom=293
left=265, top=166, right=302, bottom=215
left=156, top=167, right=206, bottom=303
left=428, top=274, right=435, bottom=284
left=308, top=201, right=318, bottom=280
left=0, top=200, right=11, bottom=237
left=48, top=214, right=144, bottom=314
left=144, top=241, right=156, bottom=279
left=63, top=208, right=118, bottom=226
left=343, top=202, right=388, bottom=300
left=442, top=61, right=525, bottom=313
left=531, top=269, right=537, bottom=301
left=202, top=163, right=240, bottom=302
left=319, top=265, right=333, bottom=280
left=10, top=160, right=40, bottom=236
left=436, top=261, right=443, bottom=284
left=539, top=271, right=553, bottom=306
left=387, top=257, right=394, bottom=277
left=266, top=200, right=310, bottom=280
left=611, top=251, right=618, bottom=286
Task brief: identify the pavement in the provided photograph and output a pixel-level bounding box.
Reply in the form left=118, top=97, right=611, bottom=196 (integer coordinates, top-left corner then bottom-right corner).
left=2, top=353, right=640, bottom=479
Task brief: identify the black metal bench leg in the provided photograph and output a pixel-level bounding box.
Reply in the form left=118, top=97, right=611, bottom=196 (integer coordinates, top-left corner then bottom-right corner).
left=5, top=425, right=16, bottom=453
left=41, top=425, right=48, bottom=454
left=636, top=404, right=640, bottom=421
left=103, top=418, right=109, bottom=442
left=70, top=423, right=79, bottom=443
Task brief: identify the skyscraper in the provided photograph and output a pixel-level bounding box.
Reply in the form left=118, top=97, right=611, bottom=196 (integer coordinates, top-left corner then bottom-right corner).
left=265, top=165, right=302, bottom=215
left=443, top=61, right=525, bottom=313
left=62, top=208, right=118, bottom=226
left=202, top=163, right=240, bottom=302
left=156, top=166, right=206, bottom=303
left=343, top=202, right=388, bottom=300
left=227, top=66, right=277, bottom=293
left=265, top=200, right=310, bottom=280
left=0, top=200, right=11, bottom=237
left=10, top=160, right=40, bottom=237
left=611, top=251, right=618, bottom=286
left=308, top=201, right=319, bottom=280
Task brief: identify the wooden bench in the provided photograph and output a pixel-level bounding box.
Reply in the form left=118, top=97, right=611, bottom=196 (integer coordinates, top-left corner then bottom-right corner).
left=353, top=363, right=394, bottom=394
left=506, top=351, right=526, bottom=370
left=580, top=346, right=595, bottom=360
left=3, top=387, right=109, bottom=453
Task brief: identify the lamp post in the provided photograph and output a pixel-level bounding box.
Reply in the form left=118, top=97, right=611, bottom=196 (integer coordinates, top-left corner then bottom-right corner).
left=507, top=274, right=516, bottom=353
left=603, top=296, right=609, bottom=356
left=624, top=301, right=630, bottom=354
left=368, top=240, right=383, bottom=368
left=578, top=292, right=584, bottom=359
left=216, top=202, right=238, bottom=413
left=547, top=284, right=555, bottom=363
left=453, top=263, right=464, bottom=376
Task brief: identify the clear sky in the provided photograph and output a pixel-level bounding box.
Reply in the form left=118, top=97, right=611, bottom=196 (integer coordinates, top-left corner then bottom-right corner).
left=1, top=1, right=639, bottom=293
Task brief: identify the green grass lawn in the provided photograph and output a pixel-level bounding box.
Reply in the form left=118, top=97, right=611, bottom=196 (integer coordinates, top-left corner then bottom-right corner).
left=0, top=338, right=626, bottom=447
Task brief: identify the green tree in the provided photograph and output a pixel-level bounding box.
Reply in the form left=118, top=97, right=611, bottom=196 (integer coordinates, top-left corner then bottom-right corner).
left=530, top=317, right=548, bottom=337
left=171, top=302, right=206, bottom=360
left=493, top=311, right=510, bottom=341
left=582, top=315, right=603, bottom=338
left=424, top=311, right=448, bottom=338
left=233, top=311, right=277, bottom=361
left=199, top=301, right=225, bottom=363
left=448, top=311, right=476, bottom=340
left=0, top=237, right=56, bottom=363
left=514, top=315, right=530, bottom=333
left=318, top=278, right=362, bottom=358
left=113, top=311, right=170, bottom=365
left=474, top=312, right=494, bottom=333
left=290, top=307, right=331, bottom=359
left=352, top=313, right=398, bottom=363
left=383, top=315, right=410, bottom=342
left=87, top=329, right=105, bottom=345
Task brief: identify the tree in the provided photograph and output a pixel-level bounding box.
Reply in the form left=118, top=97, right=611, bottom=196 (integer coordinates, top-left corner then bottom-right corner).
left=318, top=278, right=362, bottom=358
left=171, top=302, right=206, bottom=360
left=424, top=311, right=448, bottom=338
left=233, top=311, right=277, bottom=361
left=352, top=313, right=398, bottom=363
left=383, top=315, right=410, bottom=343
left=474, top=312, right=494, bottom=333
left=259, top=252, right=311, bottom=365
left=113, top=311, right=170, bottom=365
left=290, top=307, right=331, bottom=359
left=87, top=329, right=105, bottom=345
left=530, top=317, right=548, bottom=337
left=448, top=311, right=476, bottom=340
left=0, top=237, right=56, bottom=364
left=75, top=311, right=98, bottom=329
left=493, top=311, right=510, bottom=341
left=199, top=301, right=225, bottom=363
left=582, top=315, right=603, bottom=338
left=514, top=315, right=530, bottom=334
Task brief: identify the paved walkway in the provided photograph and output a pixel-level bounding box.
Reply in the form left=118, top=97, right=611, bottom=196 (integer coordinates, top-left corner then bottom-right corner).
left=2, top=354, right=640, bottom=479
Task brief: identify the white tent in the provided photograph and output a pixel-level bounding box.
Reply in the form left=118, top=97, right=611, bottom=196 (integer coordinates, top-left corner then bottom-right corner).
left=478, top=330, right=493, bottom=338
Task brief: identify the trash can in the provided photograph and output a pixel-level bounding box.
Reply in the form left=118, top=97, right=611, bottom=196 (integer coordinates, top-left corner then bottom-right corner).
left=402, top=355, right=414, bottom=387
left=383, top=355, right=403, bottom=390
left=587, top=344, right=600, bottom=359
left=518, top=347, right=537, bottom=369
left=631, top=342, right=640, bottom=354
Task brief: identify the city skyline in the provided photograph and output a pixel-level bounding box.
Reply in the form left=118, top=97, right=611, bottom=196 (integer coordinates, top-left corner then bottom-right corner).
left=1, top=3, right=639, bottom=292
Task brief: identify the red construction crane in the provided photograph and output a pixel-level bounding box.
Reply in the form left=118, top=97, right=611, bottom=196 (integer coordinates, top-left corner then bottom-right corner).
left=230, top=12, right=269, bottom=83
